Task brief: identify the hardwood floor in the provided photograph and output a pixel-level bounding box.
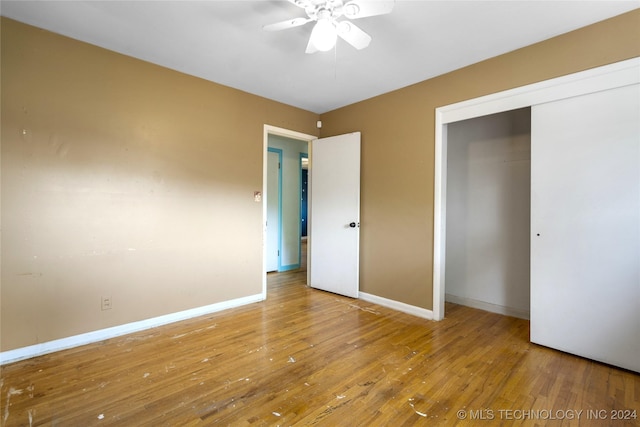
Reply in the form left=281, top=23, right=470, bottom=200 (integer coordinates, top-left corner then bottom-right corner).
left=1, top=267, right=638, bottom=426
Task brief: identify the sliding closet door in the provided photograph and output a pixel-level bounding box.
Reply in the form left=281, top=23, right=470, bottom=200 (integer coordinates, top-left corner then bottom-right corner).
left=531, top=84, right=640, bottom=372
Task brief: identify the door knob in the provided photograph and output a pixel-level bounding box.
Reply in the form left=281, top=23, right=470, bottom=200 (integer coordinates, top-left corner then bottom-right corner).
left=349, top=222, right=357, bottom=228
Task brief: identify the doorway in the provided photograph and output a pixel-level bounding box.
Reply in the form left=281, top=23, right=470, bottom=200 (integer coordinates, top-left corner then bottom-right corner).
left=444, top=108, right=531, bottom=319
left=262, top=125, right=316, bottom=297
left=300, top=153, right=308, bottom=239
left=300, top=153, right=308, bottom=271
left=266, top=134, right=309, bottom=272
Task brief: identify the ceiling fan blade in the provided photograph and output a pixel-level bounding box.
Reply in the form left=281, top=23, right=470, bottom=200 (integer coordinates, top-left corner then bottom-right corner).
left=336, top=21, right=372, bottom=50
left=263, top=17, right=312, bottom=32
left=343, top=0, right=395, bottom=20
left=288, top=0, right=314, bottom=10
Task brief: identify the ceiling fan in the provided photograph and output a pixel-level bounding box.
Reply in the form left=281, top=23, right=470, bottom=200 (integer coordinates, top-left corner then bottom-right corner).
left=263, top=0, right=395, bottom=54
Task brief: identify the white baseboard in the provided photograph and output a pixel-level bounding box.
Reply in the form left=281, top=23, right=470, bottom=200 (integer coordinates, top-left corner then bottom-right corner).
left=445, top=293, right=530, bottom=320
left=359, top=292, right=434, bottom=320
left=0, top=293, right=264, bottom=366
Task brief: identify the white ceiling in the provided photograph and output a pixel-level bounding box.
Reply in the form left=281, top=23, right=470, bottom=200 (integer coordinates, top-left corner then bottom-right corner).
left=2, top=1, right=638, bottom=114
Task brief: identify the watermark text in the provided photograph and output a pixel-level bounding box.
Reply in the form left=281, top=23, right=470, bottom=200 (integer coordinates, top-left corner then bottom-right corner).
left=456, top=408, right=637, bottom=421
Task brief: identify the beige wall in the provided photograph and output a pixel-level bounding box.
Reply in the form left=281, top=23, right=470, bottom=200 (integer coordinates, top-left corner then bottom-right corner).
left=0, top=18, right=319, bottom=351
left=2, top=10, right=639, bottom=352
left=319, top=10, right=640, bottom=310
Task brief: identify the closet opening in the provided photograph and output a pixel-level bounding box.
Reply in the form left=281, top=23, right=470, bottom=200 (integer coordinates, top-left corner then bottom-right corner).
left=444, top=108, right=531, bottom=320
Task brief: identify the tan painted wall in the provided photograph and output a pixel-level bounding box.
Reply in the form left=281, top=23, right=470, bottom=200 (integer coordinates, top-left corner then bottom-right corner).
left=319, top=10, right=640, bottom=310
left=0, top=18, right=319, bottom=351
left=3, top=10, right=639, bottom=352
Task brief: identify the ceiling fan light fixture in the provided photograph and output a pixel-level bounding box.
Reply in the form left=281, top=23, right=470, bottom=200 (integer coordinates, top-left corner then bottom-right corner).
left=310, top=18, right=337, bottom=51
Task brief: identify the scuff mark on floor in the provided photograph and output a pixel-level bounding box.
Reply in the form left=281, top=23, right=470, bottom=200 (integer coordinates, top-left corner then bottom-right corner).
left=171, top=324, right=216, bottom=339
left=335, top=298, right=381, bottom=315
left=413, top=408, right=427, bottom=417
left=28, top=408, right=35, bottom=427
left=354, top=305, right=381, bottom=315
left=408, top=398, right=428, bottom=417
left=288, top=356, right=296, bottom=363
left=119, top=333, right=157, bottom=344
left=248, top=345, right=268, bottom=354
left=4, top=387, right=24, bottom=423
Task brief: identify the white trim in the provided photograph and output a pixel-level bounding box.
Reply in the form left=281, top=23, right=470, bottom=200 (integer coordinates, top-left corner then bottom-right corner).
left=0, top=293, right=263, bottom=365
left=263, top=125, right=317, bottom=294
left=445, top=294, right=530, bottom=320
left=264, top=125, right=318, bottom=142
left=433, top=57, right=640, bottom=321
left=432, top=117, right=446, bottom=321
left=438, top=57, right=640, bottom=124
left=359, top=292, right=434, bottom=320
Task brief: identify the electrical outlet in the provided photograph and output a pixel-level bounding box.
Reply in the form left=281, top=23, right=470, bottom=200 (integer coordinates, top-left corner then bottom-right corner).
left=101, top=296, right=112, bottom=311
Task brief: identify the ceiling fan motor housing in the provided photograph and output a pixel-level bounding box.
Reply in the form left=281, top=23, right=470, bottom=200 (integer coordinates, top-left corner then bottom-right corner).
left=304, top=0, right=346, bottom=21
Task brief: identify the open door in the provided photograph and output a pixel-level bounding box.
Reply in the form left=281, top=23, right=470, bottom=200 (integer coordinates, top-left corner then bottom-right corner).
left=309, top=132, right=361, bottom=298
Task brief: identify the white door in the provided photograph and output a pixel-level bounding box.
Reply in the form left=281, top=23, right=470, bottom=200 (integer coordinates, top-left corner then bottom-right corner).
left=531, top=84, right=640, bottom=372
left=266, top=150, right=281, bottom=272
left=309, top=132, right=361, bottom=298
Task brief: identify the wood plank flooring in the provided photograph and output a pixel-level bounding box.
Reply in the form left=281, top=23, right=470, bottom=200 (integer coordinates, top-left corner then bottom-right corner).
left=1, top=268, right=638, bottom=426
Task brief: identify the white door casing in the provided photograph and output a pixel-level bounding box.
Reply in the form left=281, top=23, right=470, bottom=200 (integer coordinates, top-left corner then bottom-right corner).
left=309, top=132, right=361, bottom=298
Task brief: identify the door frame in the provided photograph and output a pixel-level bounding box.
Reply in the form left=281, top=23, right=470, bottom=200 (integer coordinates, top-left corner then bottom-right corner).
left=433, top=57, right=640, bottom=321
left=300, top=152, right=309, bottom=240
left=262, top=125, right=317, bottom=298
